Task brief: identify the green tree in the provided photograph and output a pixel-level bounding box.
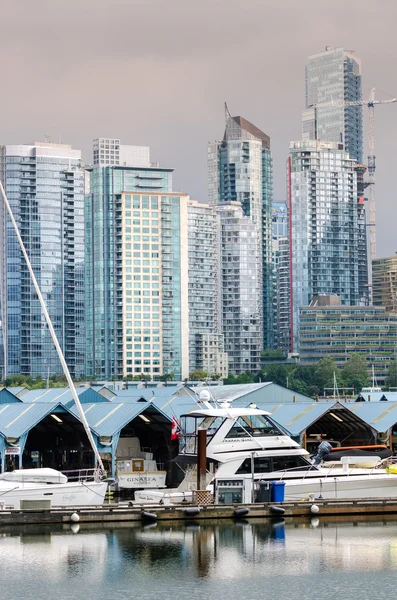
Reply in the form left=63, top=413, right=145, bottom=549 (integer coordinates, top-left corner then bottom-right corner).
left=261, top=349, right=287, bottom=361
left=314, top=356, right=340, bottom=392
left=255, top=364, right=291, bottom=387
left=386, top=360, right=397, bottom=389
left=159, top=372, right=175, bottom=382
left=341, top=354, right=369, bottom=393
left=189, top=370, right=209, bottom=381
left=223, top=372, right=254, bottom=385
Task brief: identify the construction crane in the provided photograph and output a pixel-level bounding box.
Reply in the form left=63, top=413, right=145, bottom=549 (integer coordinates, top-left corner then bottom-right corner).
left=314, top=88, right=397, bottom=263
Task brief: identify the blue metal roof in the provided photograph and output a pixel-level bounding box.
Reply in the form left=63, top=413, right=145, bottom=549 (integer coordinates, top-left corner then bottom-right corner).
left=69, top=401, right=171, bottom=436
left=264, top=402, right=335, bottom=437
left=113, top=387, right=183, bottom=403
left=190, top=383, right=314, bottom=404
left=346, top=402, right=397, bottom=433
left=0, top=403, right=76, bottom=438
left=0, top=389, right=23, bottom=404
left=18, top=387, right=107, bottom=405
left=5, top=387, right=27, bottom=397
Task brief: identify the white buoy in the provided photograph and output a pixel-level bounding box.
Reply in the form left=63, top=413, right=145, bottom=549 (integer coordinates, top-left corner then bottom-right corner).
left=71, top=512, right=80, bottom=523
left=71, top=523, right=80, bottom=534
left=310, top=504, right=320, bottom=514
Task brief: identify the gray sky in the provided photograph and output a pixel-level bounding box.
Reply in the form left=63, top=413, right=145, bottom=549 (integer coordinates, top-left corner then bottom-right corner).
left=2, top=0, right=397, bottom=257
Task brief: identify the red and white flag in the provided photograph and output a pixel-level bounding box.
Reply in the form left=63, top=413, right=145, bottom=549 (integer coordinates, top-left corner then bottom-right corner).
left=171, top=417, right=181, bottom=440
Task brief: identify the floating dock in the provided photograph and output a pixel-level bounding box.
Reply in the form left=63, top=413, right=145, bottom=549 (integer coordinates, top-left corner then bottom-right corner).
left=1, top=498, right=397, bottom=526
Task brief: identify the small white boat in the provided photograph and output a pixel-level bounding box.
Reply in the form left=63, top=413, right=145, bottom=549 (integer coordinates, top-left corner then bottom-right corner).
left=0, top=468, right=108, bottom=509
left=116, top=437, right=166, bottom=490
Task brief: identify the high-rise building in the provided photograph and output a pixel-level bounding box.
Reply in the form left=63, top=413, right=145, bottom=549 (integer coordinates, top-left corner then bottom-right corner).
left=215, top=203, right=262, bottom=374
left=372, top=255, right=397, bottom=312
left=0, top=142, right=86, bottom=378
left=288, top=140, right=362, bottom=352
left=299, top=295, right=397, bottom=385
left=93, top=138, right=151, bottom=168
left=208, top=104, right=274, bottom=350
left=187, top=200, right=227, bottom=376
left=303, top=47, right=363, bottom=163
left=86, top=186, right=191, bottom=381
left=271, top=202, right=290, bottom=352
left=85, top=145, right=174, bottom=380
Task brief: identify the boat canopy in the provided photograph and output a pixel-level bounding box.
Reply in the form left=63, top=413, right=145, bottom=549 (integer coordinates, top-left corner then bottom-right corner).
left=0, top=468, right=68, bottom=484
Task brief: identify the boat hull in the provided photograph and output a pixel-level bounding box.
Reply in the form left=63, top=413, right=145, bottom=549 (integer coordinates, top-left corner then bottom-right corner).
left=0, top=481, right=108, bottom=509
left=117, top=472, right=167, bottom=490
left=134, top=472, right=397, bottom=504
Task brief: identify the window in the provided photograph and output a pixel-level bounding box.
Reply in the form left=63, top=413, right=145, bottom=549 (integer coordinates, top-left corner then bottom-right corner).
left=236, top=457, right=272, bottom=474
left=225, top=415, right=282, bottom=438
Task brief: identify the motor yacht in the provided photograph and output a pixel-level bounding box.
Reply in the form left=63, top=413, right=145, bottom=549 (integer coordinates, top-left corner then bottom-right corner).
left=134, top=398, right=397, bottom=504
left=116, top=437, right=167, bottom=490
left=0, top=468, right=108, bottom=509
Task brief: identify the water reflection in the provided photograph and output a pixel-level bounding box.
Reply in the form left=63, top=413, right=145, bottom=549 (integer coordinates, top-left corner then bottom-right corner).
left=2, top=518, right=397, bottom=599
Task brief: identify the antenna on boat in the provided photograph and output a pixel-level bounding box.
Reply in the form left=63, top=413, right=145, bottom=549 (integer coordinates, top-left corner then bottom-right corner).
left=0, top=182, right=105, bottom=474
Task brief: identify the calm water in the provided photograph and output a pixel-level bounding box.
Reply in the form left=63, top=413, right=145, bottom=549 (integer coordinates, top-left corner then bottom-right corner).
left=2, top=517, right=397, bottom=600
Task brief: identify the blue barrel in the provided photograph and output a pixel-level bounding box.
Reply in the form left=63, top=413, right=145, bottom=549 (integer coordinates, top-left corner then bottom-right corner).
left=270, top=481, right=285, bottom=503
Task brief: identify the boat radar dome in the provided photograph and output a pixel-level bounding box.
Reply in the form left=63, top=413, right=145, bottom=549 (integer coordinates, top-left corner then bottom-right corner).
left=199, top=390, right=211, bottom=403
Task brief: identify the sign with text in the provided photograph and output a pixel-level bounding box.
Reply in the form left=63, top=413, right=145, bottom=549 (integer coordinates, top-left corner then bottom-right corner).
left=5, top=447, right=20, bottom=456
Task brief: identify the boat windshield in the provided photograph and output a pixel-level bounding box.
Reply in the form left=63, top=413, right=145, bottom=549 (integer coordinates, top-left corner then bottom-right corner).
left=179, top=415, right=225, bottom=453
left=225, top=415, right=282, bottom=438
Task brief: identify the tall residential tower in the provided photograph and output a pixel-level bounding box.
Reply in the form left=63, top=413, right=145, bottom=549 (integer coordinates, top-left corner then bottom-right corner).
left=0, top=142, right=86, bottom=378
left=208, top=105, right=274, bottom=354
left=302, top=47, right=363, bottom=163
left=288, top=140, right=361, bottom=352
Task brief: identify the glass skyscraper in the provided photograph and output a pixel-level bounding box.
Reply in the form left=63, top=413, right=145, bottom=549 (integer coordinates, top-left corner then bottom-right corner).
left=303, top=47, right=363, bottom=163
left=271, top=202, right=290, bottom=353
left=187, top=200, right=227, bottom=376
left=208, top=104, right=274, bottom=351
left=0, top=142, right=86, bottom=378
left=288, top=140, right=361, bottom=352
left=215, top=203, right=262, bottom=374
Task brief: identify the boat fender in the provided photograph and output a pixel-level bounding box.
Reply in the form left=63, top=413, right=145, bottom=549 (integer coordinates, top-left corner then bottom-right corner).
left=184, top=506, right=201, bottom=516
left=234, top=508, right=250, bottom=518
left=310, top=504, right=320, bottom=514
left=141, top=511, right=158, bottom=521
left=269, top=505, right=285, bottom=516
left=70, top=512, right=80, bottom=523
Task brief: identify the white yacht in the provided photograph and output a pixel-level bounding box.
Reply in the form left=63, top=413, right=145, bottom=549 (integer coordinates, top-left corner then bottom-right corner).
left=0, top=468, right=108, bottom=509
left=134, top=399, right=397, bottom=504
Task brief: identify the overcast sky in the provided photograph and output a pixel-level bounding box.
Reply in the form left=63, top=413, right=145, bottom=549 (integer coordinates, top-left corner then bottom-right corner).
left=2, top=0, right=397, bottom=257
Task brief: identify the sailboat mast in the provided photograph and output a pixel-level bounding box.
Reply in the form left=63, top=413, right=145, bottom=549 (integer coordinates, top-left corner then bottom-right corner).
left=0, top=182, right=105, bottom=472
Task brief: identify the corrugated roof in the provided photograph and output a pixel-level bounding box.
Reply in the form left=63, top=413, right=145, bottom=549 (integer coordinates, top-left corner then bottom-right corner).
left=114, top=387, right=183, bottom=402
left=191, top=383, right=272, bottom=402
left=189, top=383, right=314, bottom=404
left=5, top=387, right=27, bottom=397
left=0, top=389, right=23, bottom=404
left=19, top=387, right=107, bottom=405
left=356, top=392, right=397, bottom=402
left=69, top=401, right=171, bottom=436
left=0, top=403, right=77, bottom=438
left=264, top=402, right=335, bottom=437
left=346, top=402, right=397, bottom=432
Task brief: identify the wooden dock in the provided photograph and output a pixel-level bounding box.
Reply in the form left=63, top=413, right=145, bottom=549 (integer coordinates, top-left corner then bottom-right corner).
left=2, top=498, right=397, bottom=526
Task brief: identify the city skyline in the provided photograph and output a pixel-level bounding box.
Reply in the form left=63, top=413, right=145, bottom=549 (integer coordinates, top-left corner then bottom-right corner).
left=1, top=1, right=397, bottom=258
